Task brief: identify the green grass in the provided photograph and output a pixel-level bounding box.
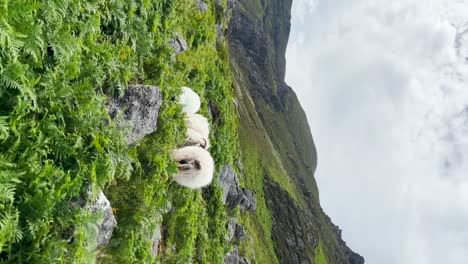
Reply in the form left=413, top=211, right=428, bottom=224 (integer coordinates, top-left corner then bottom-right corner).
left=236, top=146, right=278, bottom=264
left=0, top=0, right=238, bottom=263
left=313, top=241, right=327, bottom=264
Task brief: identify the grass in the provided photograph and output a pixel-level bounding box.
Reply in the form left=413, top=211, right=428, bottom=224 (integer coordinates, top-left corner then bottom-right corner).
left=0, top=0, right=238, bottom=263
left=314, top=241, right=327, bottom=264
left=236, top=146, right=278, bottom=264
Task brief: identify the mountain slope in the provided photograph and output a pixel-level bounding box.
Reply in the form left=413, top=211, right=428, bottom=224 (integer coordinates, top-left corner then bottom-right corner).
left=226, top=0, right=365, bottom=263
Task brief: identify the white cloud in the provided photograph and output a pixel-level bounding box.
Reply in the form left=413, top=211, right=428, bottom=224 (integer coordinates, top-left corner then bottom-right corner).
left=286, top=0, right=468, bottom=263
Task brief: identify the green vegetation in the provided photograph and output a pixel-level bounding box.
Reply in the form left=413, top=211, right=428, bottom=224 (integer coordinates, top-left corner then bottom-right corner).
left=236, top=146, right=278, bottom=264
left=0, top=0, right=237, bottom=263
left=314, top=241, right=328, bottom=264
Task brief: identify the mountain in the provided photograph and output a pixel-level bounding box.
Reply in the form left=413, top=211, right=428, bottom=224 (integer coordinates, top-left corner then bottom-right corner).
left=226, top=0, right=365, bottom=263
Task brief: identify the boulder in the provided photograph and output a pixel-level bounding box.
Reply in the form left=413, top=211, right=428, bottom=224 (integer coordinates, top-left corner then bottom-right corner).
left=224, top=248, right=240, bottom=264
left=195, top=0, right=208, bottom=12
left=218, top=164, right=256, bottom=211
left=88, top=191, right=117, bottom=248
left=107, top=85, right=162, bottom=144
left=168, top=32, right=188, bottom=54
left=227, top=218, right=237, bottom=241
left=224, top=248, right=250, bottom=264
left=234, top=224, right=246, bottom=241
left=240, top=188, right=256, bottom=211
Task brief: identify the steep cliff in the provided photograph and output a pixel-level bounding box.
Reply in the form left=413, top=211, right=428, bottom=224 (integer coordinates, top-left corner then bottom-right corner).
left=226, top=0, right=365, bottom=263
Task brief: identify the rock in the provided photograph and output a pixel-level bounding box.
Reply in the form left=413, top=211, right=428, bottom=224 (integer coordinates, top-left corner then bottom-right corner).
left=227, top=218, right=236, bottom=241
left=224, top=248, right=240, bottom=264
left=107, top=85, right=162, bottom=144
left=88, top=191, right=117, bottom=248
left=218, top=164, right=256, bottom=211
left=150, top=225, right=162, bottom=257
left=240, top=188, right=256, bottom=211
left=239, top=257, right=250, bottom=264
left=168, top=32, right=188, bottom=54
left=234, top=224, right=246, bottom=241
left=195, top=0, right=208, bottom=12
left=219, top=165, right=238, bottom=203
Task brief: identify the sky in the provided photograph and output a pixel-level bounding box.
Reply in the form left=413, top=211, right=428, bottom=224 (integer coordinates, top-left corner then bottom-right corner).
left=285, top=0, right=468, bottom=263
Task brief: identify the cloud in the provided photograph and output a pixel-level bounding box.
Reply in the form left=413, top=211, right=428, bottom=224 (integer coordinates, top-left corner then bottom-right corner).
left=286, top=0, right=468, bottom=263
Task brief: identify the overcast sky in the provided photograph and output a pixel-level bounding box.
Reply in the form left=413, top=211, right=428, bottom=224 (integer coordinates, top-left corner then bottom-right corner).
left=285, top=0, right=468, bottom=263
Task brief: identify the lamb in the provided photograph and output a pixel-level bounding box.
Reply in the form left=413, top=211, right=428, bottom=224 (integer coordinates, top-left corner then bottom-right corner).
left=179, top=86, right=201, bottom=114
left=172, top=146, right=214, bottom=188
left=184, top=113, right=210, bottom=149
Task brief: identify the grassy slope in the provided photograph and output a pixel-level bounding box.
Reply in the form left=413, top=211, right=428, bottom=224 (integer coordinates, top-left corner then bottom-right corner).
left=0, top=0, right=238, bottom=263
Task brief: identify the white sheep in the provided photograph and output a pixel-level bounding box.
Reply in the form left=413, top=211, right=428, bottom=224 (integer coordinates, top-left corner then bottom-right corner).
left=172, top=146, right=214, bottom=188
left=185, top=128, right=210, bottom=150
left=179, top=86, right=201, bottom=114
left=186, top=113, right=210, bottom=138
left=184, top=113, right=210, bottom=149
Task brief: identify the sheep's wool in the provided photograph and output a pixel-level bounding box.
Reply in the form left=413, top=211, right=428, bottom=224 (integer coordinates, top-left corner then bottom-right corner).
left=173, top=146, right=214, bottom=188
left=186, top=113, right=210, bottom=138
left=179, top=86, right=201, bottom=114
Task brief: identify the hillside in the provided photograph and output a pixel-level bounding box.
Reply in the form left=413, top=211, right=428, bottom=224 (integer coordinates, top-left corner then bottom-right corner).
left=0, top=0, right=363, bottom=263
left=227, top=0, right=365, bottom=263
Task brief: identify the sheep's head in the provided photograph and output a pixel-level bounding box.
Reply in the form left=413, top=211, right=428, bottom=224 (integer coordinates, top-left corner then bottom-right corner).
left=177, top=159, right=201, bottom=171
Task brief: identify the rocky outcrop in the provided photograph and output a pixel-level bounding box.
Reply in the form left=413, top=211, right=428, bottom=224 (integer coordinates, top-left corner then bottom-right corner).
left=168, top=32, right=188, bottom=54
left=218, top=164, right=256, bottom=211
left=106, top=85, right=162, bottom=144
left=88, top=191, right=117, bottom=248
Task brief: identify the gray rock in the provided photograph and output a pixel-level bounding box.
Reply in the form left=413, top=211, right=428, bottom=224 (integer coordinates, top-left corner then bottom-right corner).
left=239, top=257, right=251, bottom=264
left=224, top=248, right=240, bottom=264
left=195, top=0, right=208, bottom=12
left=227, top=218, right=236, bottom=241
left=219, top=165, right=238, bottom=203
left=234, top=224, right=246, bottom=241
left=88, top=191, right=117, bottom=248
left=240, top=188, right=256, bottom=211
left=150, top=225, right=162, bottom=256
left=218, top=164, right=256, bottom=211
left=107, top=85, right=162, bottom=144
left=168, top=32, right=188, bottom=54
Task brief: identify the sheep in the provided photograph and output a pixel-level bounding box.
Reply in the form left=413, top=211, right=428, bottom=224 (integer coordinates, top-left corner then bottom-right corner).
left=186, top=113, right=210, bottom=138
left=172, top=146, right=214, bottom=188
left=185, top=128, right=210, bottom=150
left=179, top=86, right=201, bottom=114
left=184, top=113, right=210, bottom=149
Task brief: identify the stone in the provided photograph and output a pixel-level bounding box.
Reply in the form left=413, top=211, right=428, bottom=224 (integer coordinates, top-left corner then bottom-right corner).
left=168, top=32, right=188, bottom=54
left=218, top=164, right=256, bottom=211
left=88, top=191, right=117, bottom=248
left=106, top=85, right=162, bottom=144
left=239, top=257, right=251, bottom=264
left=234, top=224, right=246, bottom=241
left=219, top=164, right=238, bottom=203
left=195, top=0, right=208, bottom=12
left=240, top=188, right=256, bottom=211
left=150, top=225, right=162, bottom=256
left=224, top=248, right=240, bottom=264
left=227, top=218, right=236, bottom=241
